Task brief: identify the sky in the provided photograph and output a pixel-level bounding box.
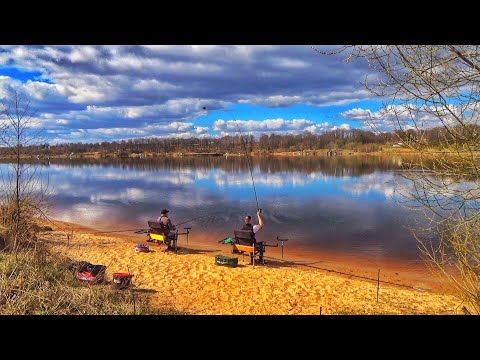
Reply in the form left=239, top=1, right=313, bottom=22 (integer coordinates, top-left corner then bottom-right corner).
left=0, top=45, right=391, bottom=144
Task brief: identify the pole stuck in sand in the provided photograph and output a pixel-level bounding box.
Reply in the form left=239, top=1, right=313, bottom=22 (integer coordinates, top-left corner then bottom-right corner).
left=277, top=236, right=289, bottom=260
left=376, top=269, right=380, bottom=303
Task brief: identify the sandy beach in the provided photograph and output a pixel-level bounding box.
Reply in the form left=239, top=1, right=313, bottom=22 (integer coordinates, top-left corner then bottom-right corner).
left=40, top=220, right=461, bottom=315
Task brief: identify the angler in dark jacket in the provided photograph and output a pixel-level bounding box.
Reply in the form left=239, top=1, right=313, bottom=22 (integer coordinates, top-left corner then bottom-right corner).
left=241, top=209, right=264, bottom=264
left=157, top=208, right=176, bottom=249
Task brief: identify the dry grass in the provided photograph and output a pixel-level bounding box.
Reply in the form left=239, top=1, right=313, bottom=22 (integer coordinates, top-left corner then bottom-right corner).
left=0, top=246, right=185, bottom=315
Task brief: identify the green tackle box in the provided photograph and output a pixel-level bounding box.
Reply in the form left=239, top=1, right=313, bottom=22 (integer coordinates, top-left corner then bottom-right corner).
left=215, top=255, right=238, bottom=268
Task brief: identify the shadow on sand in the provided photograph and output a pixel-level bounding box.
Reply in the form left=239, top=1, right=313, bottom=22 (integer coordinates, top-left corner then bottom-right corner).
left=171, top=247, right=221, bottom=255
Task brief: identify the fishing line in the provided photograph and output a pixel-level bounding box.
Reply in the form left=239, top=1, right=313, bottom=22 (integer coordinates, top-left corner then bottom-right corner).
left=203, top=106, right=260, bottom=211
left=71, top=105, right=263, bottom=236
left=175, top=212, right=221, bottom=227
left=93, top=228, right=147, bottom=235
left=91, top=211, right=221, bottom=234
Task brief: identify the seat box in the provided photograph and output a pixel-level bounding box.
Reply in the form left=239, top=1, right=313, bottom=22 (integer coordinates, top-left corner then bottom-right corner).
left=215, top=255, right=238, bottom=268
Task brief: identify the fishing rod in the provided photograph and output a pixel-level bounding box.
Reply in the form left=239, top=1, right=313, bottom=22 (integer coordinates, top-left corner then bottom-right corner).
left=96, top=104, right=263, bottom=236
left=92, top=211, right=221, bottom=235
left=202, top=106, right=261, bottom=212
left=93, top=228, right=149, bottom=235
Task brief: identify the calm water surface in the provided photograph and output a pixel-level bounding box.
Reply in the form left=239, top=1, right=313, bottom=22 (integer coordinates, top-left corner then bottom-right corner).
left=2, top=155, right=426, bottom=264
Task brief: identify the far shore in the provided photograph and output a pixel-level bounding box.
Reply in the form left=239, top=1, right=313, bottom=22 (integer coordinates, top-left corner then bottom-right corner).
left=0, top=147, right=457, bottom=161
left=37, top=218, right=460, bottom=315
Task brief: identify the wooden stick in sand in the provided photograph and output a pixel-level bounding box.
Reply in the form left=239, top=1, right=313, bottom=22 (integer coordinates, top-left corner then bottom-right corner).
left=376, top=269, right=380, bottom=303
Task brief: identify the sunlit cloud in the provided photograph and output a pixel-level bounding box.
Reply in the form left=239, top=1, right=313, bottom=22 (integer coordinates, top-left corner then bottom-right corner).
left=0, top=45, right=374, bottom=143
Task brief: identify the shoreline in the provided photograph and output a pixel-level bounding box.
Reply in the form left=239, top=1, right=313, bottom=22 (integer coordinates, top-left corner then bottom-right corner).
left=0, top=148, right=440, bottom=161
left=41, top=218, right=454, bottom=294
left=39, top=220, right=454, bottom=294
left=38, top=218, right=460, bottom=314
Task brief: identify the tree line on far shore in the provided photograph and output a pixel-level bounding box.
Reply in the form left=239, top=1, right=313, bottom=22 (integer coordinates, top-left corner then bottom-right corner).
left=3, top=125, right=477, bottom=157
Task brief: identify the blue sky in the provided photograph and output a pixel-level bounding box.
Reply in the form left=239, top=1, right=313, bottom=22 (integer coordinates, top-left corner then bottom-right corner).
left=0, top=45, right=393, bottom=144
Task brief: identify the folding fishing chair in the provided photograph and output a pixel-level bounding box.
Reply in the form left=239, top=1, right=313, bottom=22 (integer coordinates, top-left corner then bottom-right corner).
left=147, top=220, right=178, bottom=252
left=231, top=229, right=270, bottom=266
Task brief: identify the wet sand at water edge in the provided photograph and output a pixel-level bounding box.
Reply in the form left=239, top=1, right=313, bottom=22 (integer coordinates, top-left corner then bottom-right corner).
left=39, top=220, right=462, bottom=315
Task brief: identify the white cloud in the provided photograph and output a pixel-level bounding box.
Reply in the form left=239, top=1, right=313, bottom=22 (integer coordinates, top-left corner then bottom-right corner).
left=213, top=118, right=314, bottom=132
left=132, top=79, right=177, bottom=91
left=332, top=124, right=351, bottom=131
left=195, top=126, right=209, bottom=134
left=108, top=54, right=222, bottom=74
left=213, top=118, right=336, bottom=136
left=0, top=45, right=374, bottom=142
left=306, top=90, right=373, bottom=107
left=240, top=89, right=372, bottom=108
left=273, top=57, right=309, bottom=69
left=239, top=95, right=302, bottom=107
left=69, top=46, right=98, bottom=63
left=340, top=104, right=462, bottom=132
left=341, top=108, right=373, bottom=120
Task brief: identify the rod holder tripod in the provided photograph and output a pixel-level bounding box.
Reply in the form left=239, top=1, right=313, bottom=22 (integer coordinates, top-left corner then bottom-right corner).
left=176, top=227, right=192, bottom=249
left=276, top=236, right=289, bottom=259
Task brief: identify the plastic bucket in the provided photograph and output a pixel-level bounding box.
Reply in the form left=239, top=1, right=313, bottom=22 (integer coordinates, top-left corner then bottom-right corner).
left=112, top=272, right=134, bottom=289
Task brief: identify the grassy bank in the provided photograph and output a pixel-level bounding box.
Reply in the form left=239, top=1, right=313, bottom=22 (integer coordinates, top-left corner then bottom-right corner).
left=0, top=245, right=184, bottom=315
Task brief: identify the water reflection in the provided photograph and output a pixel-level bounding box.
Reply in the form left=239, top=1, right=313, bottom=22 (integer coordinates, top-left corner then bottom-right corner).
left=5, top=155, right=404, bottom=176
left=0, top=155, right=425, bottom=262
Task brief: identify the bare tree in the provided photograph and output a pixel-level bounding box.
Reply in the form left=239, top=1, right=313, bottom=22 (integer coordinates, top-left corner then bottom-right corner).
left=315, top=45, right=480, bottom=312
left=0, top=90, right=50, bottom=251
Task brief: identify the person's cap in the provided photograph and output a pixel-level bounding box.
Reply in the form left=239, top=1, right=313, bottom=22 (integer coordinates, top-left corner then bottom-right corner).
left=161, top=209, right=169, bottom=214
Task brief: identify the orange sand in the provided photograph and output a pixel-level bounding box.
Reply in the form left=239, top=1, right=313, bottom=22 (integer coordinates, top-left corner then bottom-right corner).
left=40, top=220, right=461, bottom=315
